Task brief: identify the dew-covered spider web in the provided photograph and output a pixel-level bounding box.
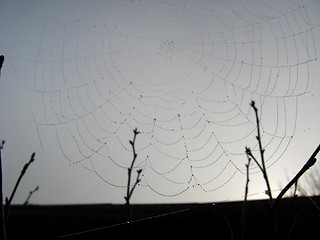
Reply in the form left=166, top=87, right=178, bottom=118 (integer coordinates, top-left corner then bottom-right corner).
left=3, top=0, right=319, bottom=202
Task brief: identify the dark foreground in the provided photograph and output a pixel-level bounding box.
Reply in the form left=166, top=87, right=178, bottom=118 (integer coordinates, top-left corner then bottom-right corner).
left=6, top=196, right=320, bottom=240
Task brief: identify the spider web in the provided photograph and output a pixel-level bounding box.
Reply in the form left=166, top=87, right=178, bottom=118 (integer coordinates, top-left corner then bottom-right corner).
left=20, top=0, right=319, bottom=199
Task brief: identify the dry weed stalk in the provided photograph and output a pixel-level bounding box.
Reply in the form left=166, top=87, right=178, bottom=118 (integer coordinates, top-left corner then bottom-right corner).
left=272, top=144, right=319, bottom=211
left=0, top=140, right=36, bottom=240
left=124, top=128, right=143, bottom=220
left=245, top=101, right=273, bottom=203
left=0, top=141, right=6, bottom=240
left=241, top=154, right=251, bottom=240
left=243, top=101, right=319, bottom=239
left=23, top=185, right=40, bottom=206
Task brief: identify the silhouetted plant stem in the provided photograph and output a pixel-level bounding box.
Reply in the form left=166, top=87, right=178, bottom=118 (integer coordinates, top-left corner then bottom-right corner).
left=0, top=55, right=4, bottom=74
left=0, top=141, right=7, bottom=240
left=23, top=185, right=39, bottom=206
left=272, top=144, right=319, bottom=212
left=241, top=154, right=251, bottom=240
left=245, top=101, right=274, bottom=239
left=124, top=128, right=142, bottom=221
left=248, top=101, right=273, bottom=202
left=4, top=152, right=35, bottom=227
left=245, top=102, right=319, bottom=239
left=244, top=156, right=251, bottom=203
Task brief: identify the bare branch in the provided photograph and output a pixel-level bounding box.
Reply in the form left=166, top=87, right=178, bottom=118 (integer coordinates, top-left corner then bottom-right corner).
left=272, top=144, right=320, bottom=211
left=247, top=101, right=273, bottom=201
left=23, top=186, right=40, bottom=206
left=125, top=128, right=143, bottom=220
left=0, top=140, right=6, bottom=240
left=241, top=153, right=251, bottom=240
left=6, top=153, right=35, bottom=208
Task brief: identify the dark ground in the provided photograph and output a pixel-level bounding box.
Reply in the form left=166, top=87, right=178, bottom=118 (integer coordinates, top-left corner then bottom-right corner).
left=6, top=196, right=320, bottom=240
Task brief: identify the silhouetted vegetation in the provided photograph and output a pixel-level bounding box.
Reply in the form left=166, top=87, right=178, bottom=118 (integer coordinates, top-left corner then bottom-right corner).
left=124, top=128, right=143, bottom=221
left=23, top=185, right=39, bottom=206
left=0, top=141, right=6, bottom=240
left=0, top=55, right=4, bottom=73
left=1, top=53, right=319, bottom=239
left=53, top=102, right=320, bottom=240
left=0, top=142, right=37, bottom=240
left=245, top=101, right=273, bottom=203
left=0, top=57, right=38, bottom=239
left=5, top=197, right=320, bottom=240
left=242, top=101, right=320, bottom=239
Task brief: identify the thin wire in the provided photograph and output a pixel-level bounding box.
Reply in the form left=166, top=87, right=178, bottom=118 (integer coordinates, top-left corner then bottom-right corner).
left=57, top=206, right=193, bottom=239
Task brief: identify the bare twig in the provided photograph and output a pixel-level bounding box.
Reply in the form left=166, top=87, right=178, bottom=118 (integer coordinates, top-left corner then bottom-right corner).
left=0, top=58, right=6, bottom=239
left=245, top=101, right=276, bottom=239
left=124, top=128, right=143, bottom=220
left=6, top=153, right=35, bottom=208
left=247, top=101, right=273, bottom=202
left=250, top=101, right=273, bottom=200
left=23, top=185, right=39, bottom=206
left=0, top=140, right=6, bottom=240
left=4, top=152, right=35, bottom=226
left=272, top=144, right=319, bottom=212
left=244, top=155, right=251, bottom=203
left=245, top=147, right=263, bottom=172
left=242, top=153, right=251, bottom=240
left=0, top=55, right=4, bottom=74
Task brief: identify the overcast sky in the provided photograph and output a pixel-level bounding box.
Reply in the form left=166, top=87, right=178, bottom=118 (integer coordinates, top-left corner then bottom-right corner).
left=0, top=0, right=319, bottom=205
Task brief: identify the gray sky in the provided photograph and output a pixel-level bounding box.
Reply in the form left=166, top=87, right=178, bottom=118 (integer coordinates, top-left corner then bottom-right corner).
left=0, top=0, right=320, bottom=205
